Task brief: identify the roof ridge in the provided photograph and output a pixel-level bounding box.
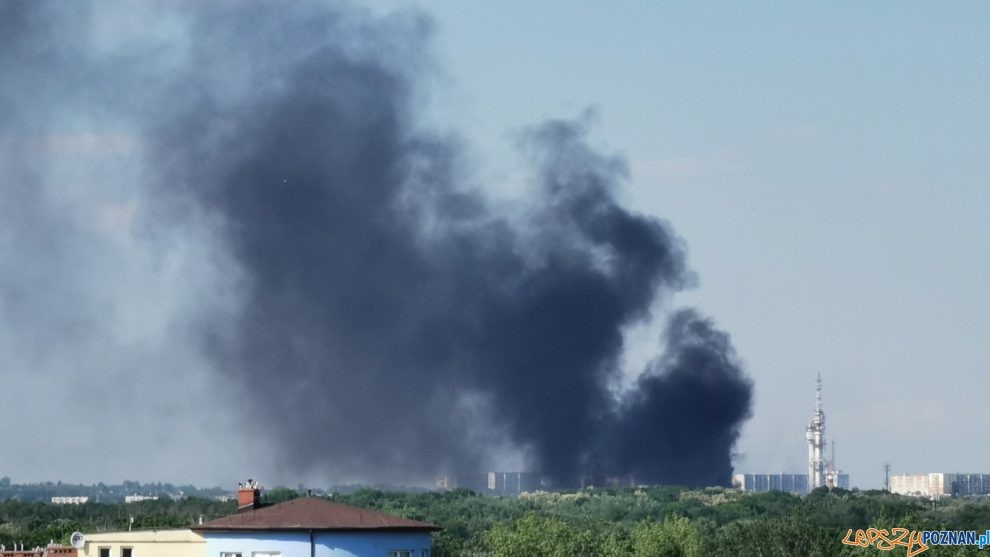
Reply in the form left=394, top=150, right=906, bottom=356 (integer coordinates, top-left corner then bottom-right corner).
left=194, top=496, right=440, bottom=532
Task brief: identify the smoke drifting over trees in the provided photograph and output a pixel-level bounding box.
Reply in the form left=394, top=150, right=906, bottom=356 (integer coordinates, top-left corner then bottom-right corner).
left=0, top=1, right=752, bottom=487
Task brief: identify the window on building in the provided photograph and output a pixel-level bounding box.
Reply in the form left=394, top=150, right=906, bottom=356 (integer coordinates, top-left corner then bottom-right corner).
left=251, top=552, right=280, bottom=557
left=388, top=551, right=412, bottom=557
left=420, top=551, right=430, bottom=557
left=122, top=548, right=132, bottom=557
left=221, top=553, right=242, bottom=557
left=99, top=547, right=110, bottom=557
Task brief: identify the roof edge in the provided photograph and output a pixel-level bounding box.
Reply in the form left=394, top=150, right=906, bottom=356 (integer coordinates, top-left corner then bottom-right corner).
left=192, top=525, right=442, bottom=533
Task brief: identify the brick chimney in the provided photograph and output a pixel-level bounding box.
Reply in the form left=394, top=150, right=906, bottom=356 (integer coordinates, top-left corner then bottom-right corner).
left=236, top=479, right=261, bottom=512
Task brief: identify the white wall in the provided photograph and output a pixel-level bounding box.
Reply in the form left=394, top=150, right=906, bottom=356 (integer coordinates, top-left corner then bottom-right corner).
left=80, top=529, right=205, bottom=557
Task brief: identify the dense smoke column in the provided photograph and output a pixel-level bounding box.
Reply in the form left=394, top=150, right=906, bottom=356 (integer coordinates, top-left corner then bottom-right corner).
left=453, top=118, right=693, bottom=486
left=0, top=0, right=752, bottom=486
left=603, top=310, right=753, bottom=487
left=141, top=2, right=753, bottom=486
left=149, top=4, right=477, bottom=479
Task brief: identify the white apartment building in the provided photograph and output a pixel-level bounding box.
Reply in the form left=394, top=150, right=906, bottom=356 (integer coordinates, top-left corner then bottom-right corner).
left=890, top=473, right=990, bottom=497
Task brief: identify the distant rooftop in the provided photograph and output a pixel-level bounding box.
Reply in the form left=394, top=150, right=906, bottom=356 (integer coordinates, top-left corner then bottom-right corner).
left=193, top=497, right=440, bottom=532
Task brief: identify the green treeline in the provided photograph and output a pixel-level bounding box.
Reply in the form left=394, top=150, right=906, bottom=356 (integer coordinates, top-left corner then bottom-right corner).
left=4, top=485, right=990, bottom=556
left=336, top=487, right=990, bottom=556
left=0, top=478, right=228, bottom=503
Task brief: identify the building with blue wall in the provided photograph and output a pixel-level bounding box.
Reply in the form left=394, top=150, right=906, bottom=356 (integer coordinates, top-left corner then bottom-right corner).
left=194, top=487, right=439, bottom=557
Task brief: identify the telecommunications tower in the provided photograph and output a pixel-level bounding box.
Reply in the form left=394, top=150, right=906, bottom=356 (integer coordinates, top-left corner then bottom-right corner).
left=806, top=373, right=828, bottom=492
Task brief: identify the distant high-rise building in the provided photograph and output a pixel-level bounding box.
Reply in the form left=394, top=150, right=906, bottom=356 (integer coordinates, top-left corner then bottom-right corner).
left=51, top=496, right=89, bottom=505
left=487, top=472, right=543, bottom=495
left=890, top=473, right=990, bottom=497
left=434, top=472, right=488, bottom=492
left=733, top=473, right=810, bottom=495
left=733, top=473, right=849, bottom=495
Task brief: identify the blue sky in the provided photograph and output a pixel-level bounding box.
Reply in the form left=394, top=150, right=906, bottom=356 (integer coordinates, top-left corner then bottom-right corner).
left=370, top=1, right=990, bottom=488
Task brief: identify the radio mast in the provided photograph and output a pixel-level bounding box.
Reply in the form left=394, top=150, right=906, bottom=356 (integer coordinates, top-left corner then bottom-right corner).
left=806, top=373, right=827, bottom=492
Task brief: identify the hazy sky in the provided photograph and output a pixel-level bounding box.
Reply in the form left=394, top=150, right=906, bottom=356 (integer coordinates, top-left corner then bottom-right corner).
left=366, top=1, right=990, bottom=489
left=2, top=1, right=988, bottom=490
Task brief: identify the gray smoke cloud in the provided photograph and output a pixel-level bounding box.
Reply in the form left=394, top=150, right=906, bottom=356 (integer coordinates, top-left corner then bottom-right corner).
left=1, top=0, right=752, bottom=487
left=0, top=1, right=247, bottom=483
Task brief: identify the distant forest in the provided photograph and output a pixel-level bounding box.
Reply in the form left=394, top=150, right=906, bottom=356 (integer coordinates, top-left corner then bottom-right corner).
left=0, top=477, right=229, bottom=503
left=3, top=480, right=990, bottom=556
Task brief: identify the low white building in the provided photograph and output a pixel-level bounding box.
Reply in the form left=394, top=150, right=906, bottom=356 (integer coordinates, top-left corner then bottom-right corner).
left=51, top=496, right=89, bottom=505
left=125, top=495, right=160, bottom=503
left=78, top=529, right=205, bottom=557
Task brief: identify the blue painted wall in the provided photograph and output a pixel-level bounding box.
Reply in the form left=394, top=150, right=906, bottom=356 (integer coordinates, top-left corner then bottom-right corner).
left=205, top=531, right=431, bottom=557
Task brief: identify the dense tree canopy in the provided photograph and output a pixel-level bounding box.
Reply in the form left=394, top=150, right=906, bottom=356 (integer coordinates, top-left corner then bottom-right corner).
left=3, top=484, right=990, bottom=556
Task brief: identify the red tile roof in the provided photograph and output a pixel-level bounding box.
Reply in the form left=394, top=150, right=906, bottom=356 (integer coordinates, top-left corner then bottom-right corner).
left=193, top=497, right=440, bottom=532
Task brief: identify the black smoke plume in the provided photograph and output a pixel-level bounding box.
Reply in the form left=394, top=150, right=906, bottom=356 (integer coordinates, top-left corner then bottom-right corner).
left=3, top=0, right=752, bottom=487
left=604, top=309, right=754, bottom=487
